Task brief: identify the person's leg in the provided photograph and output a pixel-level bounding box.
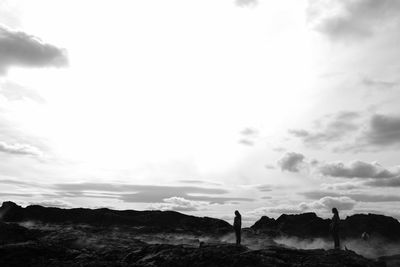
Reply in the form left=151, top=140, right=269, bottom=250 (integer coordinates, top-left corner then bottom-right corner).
left=334, top=232, right=340, bottom=249
left=235, top=229, right=240, bottom=245
left=238, top=229, right=241, bottom=245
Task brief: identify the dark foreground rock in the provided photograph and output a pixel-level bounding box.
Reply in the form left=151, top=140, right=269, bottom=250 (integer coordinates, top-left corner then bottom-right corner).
left=0, top=221, right=39, bottom=245
left=379, top=254, right=400, bottom=267
left=124, top=243, right=386, bottom=267
left=0, top=241, right=385, bottom=267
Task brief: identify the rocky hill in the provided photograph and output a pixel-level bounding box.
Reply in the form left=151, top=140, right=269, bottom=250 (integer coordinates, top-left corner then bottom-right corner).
left=0, top=201, right=232, bottom=235
left=251, top=212, right=400, bottom=240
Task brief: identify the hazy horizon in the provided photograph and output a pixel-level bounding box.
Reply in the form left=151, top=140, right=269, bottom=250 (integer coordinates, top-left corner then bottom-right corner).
left=1, top=0, right=400, bottom=227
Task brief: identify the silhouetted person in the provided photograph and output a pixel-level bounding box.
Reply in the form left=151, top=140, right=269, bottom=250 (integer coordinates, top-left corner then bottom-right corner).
left=234, top=210, right=242, bottom=245
left=330, top=207, right=340, bottom=249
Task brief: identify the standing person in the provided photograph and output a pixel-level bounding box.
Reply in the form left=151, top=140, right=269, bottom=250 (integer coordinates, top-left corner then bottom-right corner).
left=234, top=210, right=242, bottom=246
left=330, top=207, right=340, bottom=249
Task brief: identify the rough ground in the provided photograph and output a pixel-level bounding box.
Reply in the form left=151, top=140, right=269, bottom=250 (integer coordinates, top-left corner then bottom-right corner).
left=0, top=222, right=387, bottom=267
left=0, top=240, right=387, bottom=267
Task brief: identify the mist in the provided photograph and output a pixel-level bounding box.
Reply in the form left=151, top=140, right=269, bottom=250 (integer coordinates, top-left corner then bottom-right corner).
left=274, top=236, right=400, bottom=259
left=15, top=221, right=400, bottom=260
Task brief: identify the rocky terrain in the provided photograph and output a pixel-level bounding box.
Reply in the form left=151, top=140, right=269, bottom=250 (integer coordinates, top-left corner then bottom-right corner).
left=0, top=229, right=386, bottom=267
left=0, top=201, right=231, bottom=235
left=0, top=201, right=398, bottom=266
left=251, top=212, right=400, bottom=240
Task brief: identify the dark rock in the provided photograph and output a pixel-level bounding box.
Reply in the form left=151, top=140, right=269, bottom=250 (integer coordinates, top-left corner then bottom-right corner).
left=123, top=243, right=384, bottom=267
left=0, top=241, right=386, bottom=267
left=341, top=214, right=400, bottom=240
left=250, top=215, right=276, bottom=231
left=0, top=201, right=232, bottom=235
left=0, top=241, right=71, bottom=267
left=379, top=254, right=400, bottom=267
left=276, top=213, right=331, bottom=238
left=251, top=212, right=400, bottom=241
left=0, top=222, right=38, bottom=245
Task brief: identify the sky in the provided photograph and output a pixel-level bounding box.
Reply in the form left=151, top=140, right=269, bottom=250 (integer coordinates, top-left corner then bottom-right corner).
left=1, top=0, right=400, bottom=226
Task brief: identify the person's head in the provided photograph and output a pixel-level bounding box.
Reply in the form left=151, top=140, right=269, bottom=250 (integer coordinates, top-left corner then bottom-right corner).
left=332, top=207, right=338, bottom=215
left=235, top=210, right=240, bottom=216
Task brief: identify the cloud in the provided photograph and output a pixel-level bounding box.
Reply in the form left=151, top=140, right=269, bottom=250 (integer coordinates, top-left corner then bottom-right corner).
left=318, top=160, right=400, bottom=178
left=255, top=184, right=273, bottom=192
left=321, top=181, right=362, bottom=191
left=350, top=194, right=400, bottom=202
left=251, top=196, right=356, bottom=216
left=289, top=112, right=400, bottom=151
left=362, top=77, right=398, bottom=90
left=121, top=193, right=252, bottom=204
left=177, top=180, right=221, bottom=186
left=0, top=179, right=36, bottom=187
left=53, top=183, right=254, bottom=204
left=150, top=197, right=206, bottom=212
left=278, top=151, right=400, bottom=181
left=29, top=200, right=71, bottom=209
left=300, top=196, right=356, bottom=211
left=277, top=152, right=306, bottom=172
left=0, top=141, right=43, bottom=156
left=240, top=128, right=258, bottom=136
left=0, top=192, right=34, bottom=197
left=272, top=147, right=286, bottom=153
left=289, top=111, right=361, bottom=148
left=251, top=206, right=303, bottom=215
left=264, top=164, right=276, bottom=170
left=238, top=139, right=254, bottom=146
left=235, top=0, right=258, bottom=7
left=364, top=114, right=400, bottom=147
left=307, top=0, right=400, bottom=40
left=238, top=127, right=258, bottom=146
left=54, top=183, right=228, bottom=194
left=0, top=25, right=68, bottom=74
left=364, top=178, right=400, bottom=187
left=301, top=190, right=400, bottom=202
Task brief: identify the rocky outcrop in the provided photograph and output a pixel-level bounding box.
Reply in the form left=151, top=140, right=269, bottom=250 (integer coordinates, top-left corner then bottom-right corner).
left=251, top=212, right=400, bottom=241
left=340, top=214, right=400, bottom=240
left=250, top=213, right=330, bottom=238
left=0, top=221, right=39, bottom=245
left=0, top=201, right=232, bottom=235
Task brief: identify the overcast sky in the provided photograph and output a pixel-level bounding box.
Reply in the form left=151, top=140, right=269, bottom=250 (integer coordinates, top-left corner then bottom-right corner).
left=1, top=0, right=400, bottom=226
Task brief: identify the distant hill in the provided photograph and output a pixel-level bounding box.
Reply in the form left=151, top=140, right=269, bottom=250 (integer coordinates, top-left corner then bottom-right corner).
left=0, top=201, right=232, bottom=235
left=251, top=212, right=400, bottom=240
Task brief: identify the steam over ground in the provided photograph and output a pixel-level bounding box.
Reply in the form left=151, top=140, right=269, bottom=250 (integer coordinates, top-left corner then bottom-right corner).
left=274, top=236, right=400, bottom=259
left=18, top=221, right=400, bottom=259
